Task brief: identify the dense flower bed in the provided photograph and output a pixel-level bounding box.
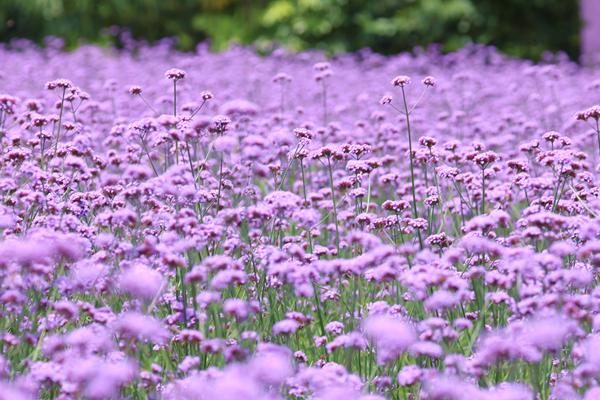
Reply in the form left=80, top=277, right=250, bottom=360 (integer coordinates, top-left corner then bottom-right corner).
left=1, top=40, right=600, bottom=399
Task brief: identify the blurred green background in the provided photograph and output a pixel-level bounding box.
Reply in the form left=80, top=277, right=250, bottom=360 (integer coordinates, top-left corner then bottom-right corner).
left=0, top=0, right=580, bottom=60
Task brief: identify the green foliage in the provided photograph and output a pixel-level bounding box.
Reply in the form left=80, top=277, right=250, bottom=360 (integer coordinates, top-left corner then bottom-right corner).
left=0, top=0, right=580, bottom=59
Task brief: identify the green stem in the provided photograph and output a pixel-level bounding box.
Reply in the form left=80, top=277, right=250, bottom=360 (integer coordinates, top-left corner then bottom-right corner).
left=400, top=86, right=423, bottom=249
left=139, top=94, right=157, bottom=115
left=185, top=141, right=197, bottom=188
left=173, top=81, right=179, bottom=165
left=278, top=143, right=304, bottom=190
left=312, top=282, right=326, bottom=336
left=300, top=160, right=313, bottom=252
left=173, top=80, right=177, bottom=117
left=327, top=156, right=340, bottom=253
left=481, top=168, right=486, bottom=214
left=300, top=159, right=308, bottom=204
left=178, top=267, right=188, bottom=326
left=215, top=153, right=224, bottom=213
left=596, top=119, right=600, bottom=158
left=140, top=137, right=158, bottom=176
left=54, top=87, right=66, bottom=156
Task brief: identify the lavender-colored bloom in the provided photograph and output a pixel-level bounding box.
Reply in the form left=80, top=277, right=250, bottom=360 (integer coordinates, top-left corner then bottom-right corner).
left=0, top=381, right=32, bottom=400
left=325, top=321, right=344, bottom=336
left=397, top=364, right=423, bottom=386
left=422, top=76, right=437, bottom=87
left=210, top=269, right=247, bottom=290
left=272, top=319, right=300, bottom=336
left=391, top=75, right=411, bottom=87
left=421, top=375, right=483, bottom=400
left=118, top=263, right=165, bottom=301
left=112, top=312, right=170, bottom=345
left=223, top=298, right=249, bottom=322
left=164, top=68, right=186, bottom=80
left=363, top=315, right=416, bottom=364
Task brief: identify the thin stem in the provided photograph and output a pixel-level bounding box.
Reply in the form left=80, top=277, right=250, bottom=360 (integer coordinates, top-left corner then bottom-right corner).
left=69, top=100, right=78, bottom=123
left=322, top=81, right=328, bottom=126
left=185, top=141, right=197, bottom=189
left=189, top=100, right=208, bottom=120
left=400, top=86, right=423, bottom=250
left=278, top=143, right=304, bottom=190
left=596, top=119, right=600, bottom=158
left=327, top=156, right=340, bottom=253
left=481, top=168, right=486, bottom=214
left=408, top=87, right=428, bottom=114
left=215, top=153, right=224, bottom=213
left=173, top=80, right=177, bottom=117
left=300, top=159, right=308, bottom=204
left=40, top=127, right=46, bottom=169
left=164, top=146, right=169, bottom=173
left=54, top=87, right=67, bottom=156
left=173, top=81, right=180, bottom=165
left=138, top=94, right=157, bottom=115
left=300, top=159, right=313, bottom=252
left=312, top=282, right=326, bottom=336
left=140, top=136, right=159, bottom=177
left=178, top=267, right=188, bottom=326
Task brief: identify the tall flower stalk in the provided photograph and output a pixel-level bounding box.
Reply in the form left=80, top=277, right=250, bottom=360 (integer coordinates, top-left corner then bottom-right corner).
left=185, top=92, right=213, bottom=188
left=382, top=75, right=436, bottom=249
left=326, top=155, right=340, bottom=253
left=54, top=87, right=67, bottom=156
left=576, top=105, right=600, bottom=158
left=314, top=62, right=332, bottom=126
left=273, top=73, right=292, bottom=120
left=45, top=79, right=73, bottom=156
left=400, top=84, right=420, bottom=222
left=165, top=68, right=186, bottom=166
left=129, top=85, right=158, bottom=115
left=210, top=115, right=231, bottom=215
left=473, top=151, right=497, bottom=215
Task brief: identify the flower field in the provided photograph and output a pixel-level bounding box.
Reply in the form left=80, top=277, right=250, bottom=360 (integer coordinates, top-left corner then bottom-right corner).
left=1, top=41, right=600, bottom=399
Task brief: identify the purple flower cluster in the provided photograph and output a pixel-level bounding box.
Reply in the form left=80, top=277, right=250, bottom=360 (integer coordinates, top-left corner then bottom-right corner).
left=1, top=39, right=600, bottom=399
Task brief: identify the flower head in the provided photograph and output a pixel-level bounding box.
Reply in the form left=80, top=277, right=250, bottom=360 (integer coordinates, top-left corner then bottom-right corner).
left=379, top=95, right=393, bottom=105
left=128, top=85, right=143, bottom=95
left=165, top=68, right=186, bottom=80
left=422, top=76, right=437, bottom=87
left=391, top=75, right=411, bottom=87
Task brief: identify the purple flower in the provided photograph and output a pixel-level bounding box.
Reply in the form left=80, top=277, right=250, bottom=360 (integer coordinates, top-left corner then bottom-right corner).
left=223, top=298, right=250, bottom=322
left=363, top=315, right=416, bottom=364
left=128, top=85, right=143, bottom=95
left=164, top=68, right=186, bottom=80
left=273, top=319, right=300, bottom=335
left=112, top=312, right=170, bottom=345
left=422, top=76, right=437, bottom=87
left=118, top=263, right=165, bottom=301
left=379, top=95, right=393, bottom=105
left=397, top=365, right=424, bottom=386
left=391, top=75, right=410, bottom=87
